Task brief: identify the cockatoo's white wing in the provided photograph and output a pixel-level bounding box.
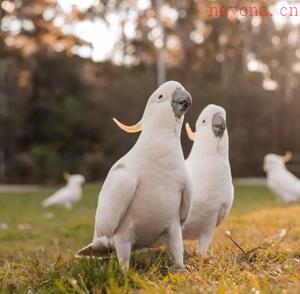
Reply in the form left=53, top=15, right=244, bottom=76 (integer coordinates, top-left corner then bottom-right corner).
left=77, top=164, right=137, bottom=257
left=96, top=164, right=138, bottom=238
left=216, top=203, right=230, bottom=227
left=42, top=187, right=71, bottom=207
left=179, top=180, right=193, bottom=225
left=216, top=185, right=234, bottom=227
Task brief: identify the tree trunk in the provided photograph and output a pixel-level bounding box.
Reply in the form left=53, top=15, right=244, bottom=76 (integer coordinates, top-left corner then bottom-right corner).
left=154, top=0, right=166, bottom=85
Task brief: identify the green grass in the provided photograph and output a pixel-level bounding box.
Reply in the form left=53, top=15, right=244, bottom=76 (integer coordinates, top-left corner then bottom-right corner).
left=0, top=183, right=299, bottom=293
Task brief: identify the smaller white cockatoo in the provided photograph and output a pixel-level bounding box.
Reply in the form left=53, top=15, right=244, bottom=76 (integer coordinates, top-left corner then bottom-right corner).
left=77, top=81, right=193, bottom=269
left=182, top=104, right=234, bottom=254
left=263, top=151, right=300, bottom=203
left=42, top=173, right=85, bottom=210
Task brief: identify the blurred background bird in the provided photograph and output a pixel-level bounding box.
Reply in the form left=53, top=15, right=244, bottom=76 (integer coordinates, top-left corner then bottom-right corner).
left=41, top=173, right=85, bottom=210
left=263, top=151, right=300, bottom=203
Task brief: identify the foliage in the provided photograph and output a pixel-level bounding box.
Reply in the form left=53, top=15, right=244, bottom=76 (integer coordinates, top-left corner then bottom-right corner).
left=1, top=1, right=300, bottom=182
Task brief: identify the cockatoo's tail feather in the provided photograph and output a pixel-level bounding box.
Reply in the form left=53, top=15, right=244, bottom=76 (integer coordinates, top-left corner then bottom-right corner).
left=41, top=198, right=51, bottom=208
left=77, top=239, right=112, bottom=258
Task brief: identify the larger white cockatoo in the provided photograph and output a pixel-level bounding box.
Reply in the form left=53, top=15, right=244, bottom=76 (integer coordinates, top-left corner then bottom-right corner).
left=263, top=151, right=300, bottom=203
left=183, top=104, right=234, bottom=254
left=77, top=81, right=193, bottom=269
left=42, top=173, right=85, bottom=210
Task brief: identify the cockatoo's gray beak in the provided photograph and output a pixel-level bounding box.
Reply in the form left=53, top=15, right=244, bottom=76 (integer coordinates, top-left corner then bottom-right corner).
left=212, top=113, right=226, bottom=138
left=171, top=88, right=192, bottom=119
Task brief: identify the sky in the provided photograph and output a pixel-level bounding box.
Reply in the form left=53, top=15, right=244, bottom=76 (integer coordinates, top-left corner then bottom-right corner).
left=57, top=0, right=151, bottom=62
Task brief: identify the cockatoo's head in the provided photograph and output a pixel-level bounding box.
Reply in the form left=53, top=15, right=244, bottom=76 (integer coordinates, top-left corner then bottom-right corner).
left=64, top=173, right=85, bottom=186
left=113, top=81, right=192, bottom=134
left=185, top=104, right=228, bottom=155
left=263, top=152, right=292, bottom=172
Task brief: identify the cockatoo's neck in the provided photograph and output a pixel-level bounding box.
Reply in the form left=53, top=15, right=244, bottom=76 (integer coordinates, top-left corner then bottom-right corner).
left=188, top=131, right=229, bottom=159
left=135, top=118, right=183, bottom=149
left=141, top=115, right=183, bottom=138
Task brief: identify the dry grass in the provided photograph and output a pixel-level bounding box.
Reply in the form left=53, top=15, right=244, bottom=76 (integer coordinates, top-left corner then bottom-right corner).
left=0, top=184, right=299, bottom=293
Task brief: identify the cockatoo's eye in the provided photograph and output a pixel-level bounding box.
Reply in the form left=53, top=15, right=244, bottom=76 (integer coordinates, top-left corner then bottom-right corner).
left=201, top=119, right=208, bottom=126
left=158, top=94, right=163, bottom=100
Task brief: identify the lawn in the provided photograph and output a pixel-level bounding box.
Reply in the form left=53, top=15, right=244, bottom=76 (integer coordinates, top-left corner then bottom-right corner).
left=0, top=183, right=299, bottom=293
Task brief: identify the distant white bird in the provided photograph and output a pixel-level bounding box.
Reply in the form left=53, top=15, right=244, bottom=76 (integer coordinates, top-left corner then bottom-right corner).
left=263, top=151, right=300, bottom=203
left=183, top=104, right=234, bottom=254
left=77, top=81, right=193, bottom=269
left=42, top=173, right=85, bottom=210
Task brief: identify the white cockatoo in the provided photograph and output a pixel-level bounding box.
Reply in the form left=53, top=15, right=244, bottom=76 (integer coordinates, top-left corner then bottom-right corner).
left=263, top=151, right=300, bottom=203
left=182, top=104, right=234, bottom=254
left=77, top=81, right=193, bottom=269
left=42, top=173, right=85, bottom=210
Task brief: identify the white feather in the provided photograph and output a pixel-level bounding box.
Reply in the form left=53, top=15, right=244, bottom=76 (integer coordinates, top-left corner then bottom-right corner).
left=183, top=104, right=234, bottom=254
left=264, top=154, right=300, bottom=203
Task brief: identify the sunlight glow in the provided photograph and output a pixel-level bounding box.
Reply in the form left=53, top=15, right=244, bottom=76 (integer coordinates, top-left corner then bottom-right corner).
left=270, top=1, right=300, bottom=29
left=72, top=16, right=121, bottom=61
left=58, top=0, right=97, bottom=13
left=37, top=0, right=300, bottom=63
left=57, top=0, right=149, bottom=62
left=263, top=78, right=278, bottom=91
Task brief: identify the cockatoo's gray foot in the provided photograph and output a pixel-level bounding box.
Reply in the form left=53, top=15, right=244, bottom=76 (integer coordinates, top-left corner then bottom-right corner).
left=166, top=223, right=184, bottom=269
left=114, top=238, right=132, bottom=269
left=197, top=231, right=213, bottom=255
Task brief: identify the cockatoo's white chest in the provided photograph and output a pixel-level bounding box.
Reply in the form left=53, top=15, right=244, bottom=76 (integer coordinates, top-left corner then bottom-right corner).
left=183, top=156, right=233, bottom=239
left=117, top=142, right=187, bottom=247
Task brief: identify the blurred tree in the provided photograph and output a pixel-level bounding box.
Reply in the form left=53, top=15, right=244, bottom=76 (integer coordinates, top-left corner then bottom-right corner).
left=1, top=0, right=300, bottom=183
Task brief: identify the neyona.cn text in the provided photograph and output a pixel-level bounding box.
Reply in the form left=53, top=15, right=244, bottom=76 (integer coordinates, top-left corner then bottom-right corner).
left=209, top=4, right=300, bottom=19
